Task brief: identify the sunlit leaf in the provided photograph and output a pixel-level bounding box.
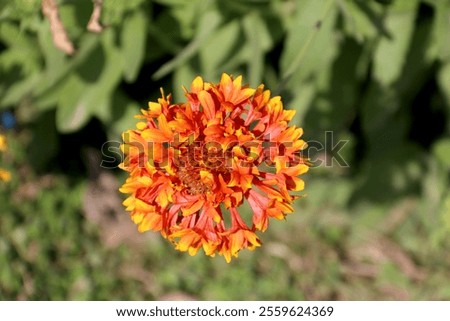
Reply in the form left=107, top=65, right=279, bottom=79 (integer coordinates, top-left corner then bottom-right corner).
left=173, top=63, right=197, bottom=103
left=34, top=33, right=100, bottom=96
left=438, top=62, right=450, bottom=108
left=432, top=0, right=450, bottom=61
left=37, top=20, right=67, bottom=85
left=340, top=0, right=384, bottom=42
left=433, top=138, right=450, bottom=170
left=170, top=0, right=207, bottom=39
left=110, top=92, right=141, bottom=138
left=439, top=192, right=450, bottom=235
left=280, top=0, right=338, bottom=83
left=152, top=10, right=222, bottom=80
left=102, top=0, right=146, bottom=26
left=373, top=0, right=419, bottom=86
left=242, top=12, right=272, bottom=87
left=56, top=74, right=90, bottom=133
left=121, top=11, right=147, bottom=82
left=1, top=73, right=41, bottom=106
left=199, top=19, right=240, bottom=80
left=55, top=30, right=123, bottom=132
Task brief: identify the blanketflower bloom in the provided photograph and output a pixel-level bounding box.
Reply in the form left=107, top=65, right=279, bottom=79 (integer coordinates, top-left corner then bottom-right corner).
left=119, top=73, right=308, bottom=262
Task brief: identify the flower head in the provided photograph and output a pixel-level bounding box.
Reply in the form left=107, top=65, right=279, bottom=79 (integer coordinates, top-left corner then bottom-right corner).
left=119, top=73, right=308, bottom=262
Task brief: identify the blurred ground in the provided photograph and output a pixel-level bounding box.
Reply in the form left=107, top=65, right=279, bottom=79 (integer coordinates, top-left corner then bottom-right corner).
left=1, top=156, right=449, bottom=300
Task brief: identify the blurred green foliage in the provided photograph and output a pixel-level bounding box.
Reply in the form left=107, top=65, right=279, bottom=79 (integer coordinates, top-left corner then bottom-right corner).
left=1, top=0, right=450, bottom=300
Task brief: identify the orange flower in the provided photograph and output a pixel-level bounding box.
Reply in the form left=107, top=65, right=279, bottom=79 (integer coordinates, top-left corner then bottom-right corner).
left=119, top=73, right=308, bottom=262
left=0, top=134, right=7, bottom=152
left=0, top=134, right=11, bottom=183
left=0, top=168, right=11, bottom=182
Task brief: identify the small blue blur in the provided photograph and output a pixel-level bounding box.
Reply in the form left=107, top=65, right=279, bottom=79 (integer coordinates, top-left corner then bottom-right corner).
left=1, top=111, right=16, bottom=129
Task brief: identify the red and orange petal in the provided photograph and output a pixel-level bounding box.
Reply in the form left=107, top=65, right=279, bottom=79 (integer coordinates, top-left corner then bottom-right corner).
left=119, top=73, right=308, bottom=262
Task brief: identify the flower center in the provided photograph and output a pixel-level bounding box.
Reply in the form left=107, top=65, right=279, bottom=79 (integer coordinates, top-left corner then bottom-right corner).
left=176, top=143, right=231, bottom=195
left=177, top=167, right=211, bottom=195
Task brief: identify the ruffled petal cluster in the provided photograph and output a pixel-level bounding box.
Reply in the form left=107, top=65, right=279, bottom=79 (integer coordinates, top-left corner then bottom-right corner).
left=120, top=74, right=308, bottom=262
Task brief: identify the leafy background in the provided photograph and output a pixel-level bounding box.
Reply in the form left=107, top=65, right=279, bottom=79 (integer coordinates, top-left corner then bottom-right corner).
left=1, top=0, right=450, bottom=300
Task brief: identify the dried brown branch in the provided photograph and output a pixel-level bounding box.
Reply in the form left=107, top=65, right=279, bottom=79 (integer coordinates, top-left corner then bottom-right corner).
left=87, top=0, right=104, bottom=33
left=41, top=0, right=75, bottom=55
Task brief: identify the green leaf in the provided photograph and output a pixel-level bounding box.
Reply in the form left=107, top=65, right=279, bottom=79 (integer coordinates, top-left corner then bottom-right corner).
left=173, top=63, right=197, bottom=103
left=353, top=144, right=423, bottom=202
left=121, top=11, right=147, bottom=82
left=433, top=138, right=450, bottom=170
left=170, top=0, right=207, bottom=39
left=34, top=77, right=68, bottom=112
left=219, top=45, right=250, bottom=75
left=153, top=0, right=194, bottom=6
left=79, top=30, right=124, bottom=124
left=152, top=10, right=222, bottom=80
left=0, top=47, right=39, bottom=75
left=1, top=73, right=41, bottom=106
left=359, top=83, right=404, bottom=145
left=199, top=19, right=240, bottom=80
left=434, top=191, right=450, bottom=244
left=102, top=0, right=146, bottom=26
left=55, top=30, right=123, bottom=133
left=58, top=1, right=92, bottom=40
left=242, top=12, right=272, bottom=87
left=289, top=81, right=316, bottom=127
left=375, top=0, right=394, bottom=5
left=110, top=92, right=141, bottom=138
left=34, top=33, right=100, bottom=96
left=0, top=21, right=35, bottom=49
left=56, top=74, right=90, bottom=133
left=373, top=0, right=419, bottom=86
left=37, top=19, right=67, bottom=85
left=303, top=39, right=361, bottom=133
left=340, top=0, right=383, bottom=42
left=0, top=22, right=40, bottom=74
left=16, top=0, right=40, bottom=15
left=148, top=12, right=182, bottom=58
left=280, top=0, right=338, bottom=83
left=431, top=0, right=450, bottom=61
left=395, top=12, right=436, bottom=98
left=89, top=32, right=124, bottom=123
left=438, top=62, right=450, bottom=107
